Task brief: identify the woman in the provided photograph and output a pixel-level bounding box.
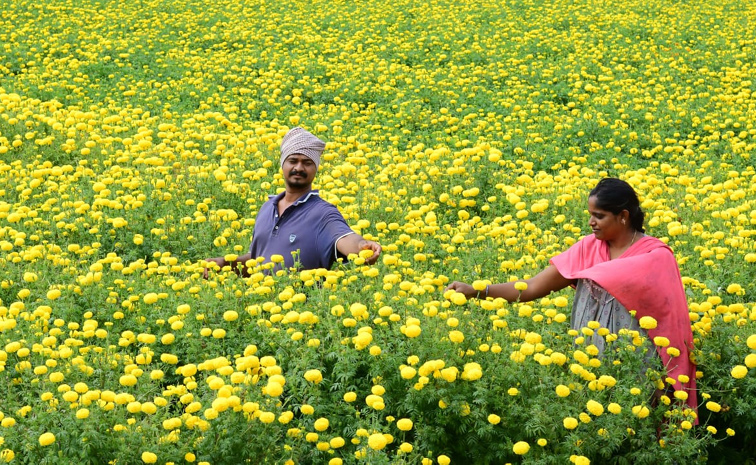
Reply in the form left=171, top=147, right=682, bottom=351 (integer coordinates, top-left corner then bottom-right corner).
left=446, top=178, right=698, bottom=417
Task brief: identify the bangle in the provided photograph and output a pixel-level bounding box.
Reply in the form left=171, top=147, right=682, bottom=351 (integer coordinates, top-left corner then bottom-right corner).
left=476, top=285, right=490, bottom=300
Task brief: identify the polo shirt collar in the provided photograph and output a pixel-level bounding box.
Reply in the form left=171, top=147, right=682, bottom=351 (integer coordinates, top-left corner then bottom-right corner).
left=269, top=190, right=320, bottom=206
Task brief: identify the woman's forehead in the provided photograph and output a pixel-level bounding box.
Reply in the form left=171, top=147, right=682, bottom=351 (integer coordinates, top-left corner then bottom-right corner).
left=587, top=196, right=609, bottom=213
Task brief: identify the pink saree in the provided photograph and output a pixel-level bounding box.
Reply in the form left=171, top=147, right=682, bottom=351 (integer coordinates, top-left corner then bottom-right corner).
left=550, top=234, right=698, bottom=418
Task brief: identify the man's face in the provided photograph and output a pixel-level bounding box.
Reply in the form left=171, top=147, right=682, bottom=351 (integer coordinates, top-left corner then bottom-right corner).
left=282, top=154, right=317, bottom=189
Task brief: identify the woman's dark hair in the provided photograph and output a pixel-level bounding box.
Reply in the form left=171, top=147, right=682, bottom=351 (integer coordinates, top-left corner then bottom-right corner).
left=589, top=178, right=645, bottom=232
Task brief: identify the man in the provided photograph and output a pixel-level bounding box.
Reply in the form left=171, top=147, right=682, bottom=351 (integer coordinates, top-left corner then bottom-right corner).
left=204, top=126, right=381, bottom=277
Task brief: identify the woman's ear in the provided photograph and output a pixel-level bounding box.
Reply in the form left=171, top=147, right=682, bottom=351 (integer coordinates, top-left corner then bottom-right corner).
left=621, top=210, right=630, bottom=225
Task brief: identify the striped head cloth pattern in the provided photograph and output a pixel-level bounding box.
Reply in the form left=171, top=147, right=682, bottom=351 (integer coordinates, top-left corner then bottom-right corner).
left=279, top=127, right=326, bottom=169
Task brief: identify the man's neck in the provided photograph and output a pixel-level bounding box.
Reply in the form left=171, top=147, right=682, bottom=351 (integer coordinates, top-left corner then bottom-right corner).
left=283, top=187, right=312, bottom=202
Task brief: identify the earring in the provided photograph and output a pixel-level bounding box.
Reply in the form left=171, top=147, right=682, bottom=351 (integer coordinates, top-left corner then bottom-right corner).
left=622, top=219, right=626, bottom=224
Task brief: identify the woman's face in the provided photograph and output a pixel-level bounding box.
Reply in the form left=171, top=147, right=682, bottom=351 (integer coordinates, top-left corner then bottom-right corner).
left=587, top=195, right=626, bottom=241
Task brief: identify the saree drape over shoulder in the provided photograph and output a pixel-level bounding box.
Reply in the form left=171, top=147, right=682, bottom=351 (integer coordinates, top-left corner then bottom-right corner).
left=550, top=234, right=698, bottom=417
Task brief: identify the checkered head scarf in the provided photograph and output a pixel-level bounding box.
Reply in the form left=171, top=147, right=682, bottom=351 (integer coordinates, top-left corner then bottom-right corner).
left=279, top=127, right=325, bottom=169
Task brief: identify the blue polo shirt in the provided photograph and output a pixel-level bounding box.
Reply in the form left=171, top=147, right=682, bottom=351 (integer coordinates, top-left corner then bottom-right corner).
left=248, top=190, right=355, bottom=270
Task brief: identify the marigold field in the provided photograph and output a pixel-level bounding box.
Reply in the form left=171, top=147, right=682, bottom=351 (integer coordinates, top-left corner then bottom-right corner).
left=0, top=0, right=755, bottom=463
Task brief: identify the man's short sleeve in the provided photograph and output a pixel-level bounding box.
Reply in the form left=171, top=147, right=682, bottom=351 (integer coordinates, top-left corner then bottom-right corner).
left=317, top=205, right=354, bottom=268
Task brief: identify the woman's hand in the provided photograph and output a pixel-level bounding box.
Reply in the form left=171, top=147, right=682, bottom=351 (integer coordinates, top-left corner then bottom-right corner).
left=444, top=281, right=477, bottom=299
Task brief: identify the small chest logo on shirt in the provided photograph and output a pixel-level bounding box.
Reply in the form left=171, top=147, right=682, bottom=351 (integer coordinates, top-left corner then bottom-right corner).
left=289, top=234, right=296, bottom=243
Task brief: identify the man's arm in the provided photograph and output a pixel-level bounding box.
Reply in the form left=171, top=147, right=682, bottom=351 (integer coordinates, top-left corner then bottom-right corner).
left=335, top=234, right=382, bottom=265
left=203, top=252, right=253, bottom=278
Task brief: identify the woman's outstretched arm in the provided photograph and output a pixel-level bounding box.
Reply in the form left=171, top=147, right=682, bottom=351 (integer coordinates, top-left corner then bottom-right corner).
left=445, top=265, right=575, bottom=302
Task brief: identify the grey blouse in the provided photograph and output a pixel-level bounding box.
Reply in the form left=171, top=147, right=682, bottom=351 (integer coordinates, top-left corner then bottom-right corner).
left=570, top=278, right=648, bottom=354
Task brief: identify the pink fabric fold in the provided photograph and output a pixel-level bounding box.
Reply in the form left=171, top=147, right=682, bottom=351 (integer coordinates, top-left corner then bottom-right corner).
left=550, top=234, right=698, bottom=419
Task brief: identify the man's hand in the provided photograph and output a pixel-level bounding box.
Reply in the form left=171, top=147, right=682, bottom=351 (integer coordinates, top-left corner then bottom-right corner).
left=202, top=257, right=226, bottom=279
left=337, top=234, right=382, bottom=265
left=358, top=239, right=382, bottom=264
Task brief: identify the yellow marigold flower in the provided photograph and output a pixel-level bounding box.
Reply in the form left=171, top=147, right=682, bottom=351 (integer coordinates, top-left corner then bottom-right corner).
left=632, top=405, right=650, bottom=418
left=731, top=365, right=748, bottom=379
left=39, top=432, right=56, bottom=446
left=450, top=292, right=467, bottom=305
left=258, top=412, right=275, bottom=424
left=367, top=433, right=387, bottom=450
left=598, top=375, right=617, bottom=388
left=343, top=392, right=357, bottom=403
left=449, top=330, right=465, bottom=343
left=462, top=362, right=482, bottom=381
left=512, top=441, right=530, bottom=455
left=47, top=289, right=61, bottom=300
left=1, top=449, right=15, bottom=462
left=76, top=408, right=90, bottom=419
left=551, top=352, right=567, bottom=365
left=304, top=369, right=323, bottom=384
left=514, top=281, right=528, bottom=291
left=666, top=347, right=680, bottom=357
left=586, top=400, right=604, bottom=416
left=726, top=283, right=743, bottom=295
left=141, top=451, right=157, bottom=463
left=607, top=403, right=622, bottom=414
left=638, top=316, right=657, bottom=330
left=404, top=324, right=421, bottom=338
left=397, top=418, right=413, bottom=431
left=555, top=385, right=571, bottom=397
left=472, top=280, right=487, bottom=291
left=161, top=353, right=178, bottom=364
left=400, top=366, right=417, bottom=379
left=266, top=381, right=283, bottom=397
left=314, top=418, right=329, bottom=431
left=570, top=455, right=590, bottom=465
left=438, top=455, right=451, bottom=465
left=487, top=414, right=501, bottom=425
left=212, top=328, right=226, bottom=339
left=330, top=437, right=345, bottom=449
left=747, top=334, right=756, bottom=350
left=653, top=336, right=670, bottom=347
left=537, top=438, right=547, bottom=447
left=553, top=296, right=569, bottom=307
left=563, top=417, right=578, bottom=429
